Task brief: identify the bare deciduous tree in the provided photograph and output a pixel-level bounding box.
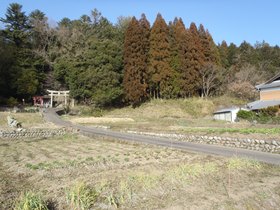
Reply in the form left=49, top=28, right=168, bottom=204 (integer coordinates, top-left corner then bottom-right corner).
left=227, top=63, right=263, bottom=100
left=30, top=14, right=57, bottom=65
left=199, top=63, right=223, bottom=97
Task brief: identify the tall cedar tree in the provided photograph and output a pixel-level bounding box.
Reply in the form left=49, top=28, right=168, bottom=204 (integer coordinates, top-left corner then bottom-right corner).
left=168, top=19, right=180, bottom=97
left=172, top=18, right=190, bottom=97
left=198, top=24, right=222, bottom=97
left=123, top=17, right=148, bottom=105
left=183, top=22, right=205, bottom=96
left=198, top=24, right=220, bottom=65
left=139, top=14, right=150, bottom=95
left=169, top=18, right=180, bottom=72
left=148, top=14, right=172, bottom=98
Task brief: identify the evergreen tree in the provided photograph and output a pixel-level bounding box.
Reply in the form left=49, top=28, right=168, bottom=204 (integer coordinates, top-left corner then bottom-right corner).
left=0, top=36, right=15, bottom=101
left=0, top=3, right=43, bottom=102
left=58, top=18, right=72, bottom=28
left=58, top=15, right=124, bottom=106
left=183, top=22, right=205, bottom=96
left=198, top=24, right=220, bottom=65
left=0, top=3, right=29, bottom=47
left=239, top=41, right=258, bottom=65
left=168, top=18, right=180, bottom=72
left=227, top=43, right=238, bottom=66
left=123, top=17, right=148, bottom=105
left=218, top=40, right=229, bottom=68
left=80, top=15, right=91, bottom=24
left=169, top=18, right=188, bottom=97
left=168, top=20, right=180, bottom=98
left=139, top=13, right=150, bottom=94
left=148, top=14, right=173, bottom=98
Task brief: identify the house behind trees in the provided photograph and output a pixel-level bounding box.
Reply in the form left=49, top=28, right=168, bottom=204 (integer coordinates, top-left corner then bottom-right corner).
left=247, top=73, right=280, bottom=110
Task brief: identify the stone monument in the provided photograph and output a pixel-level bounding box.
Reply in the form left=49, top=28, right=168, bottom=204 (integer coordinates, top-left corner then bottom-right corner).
left=7, top=116, right=22, bottom=128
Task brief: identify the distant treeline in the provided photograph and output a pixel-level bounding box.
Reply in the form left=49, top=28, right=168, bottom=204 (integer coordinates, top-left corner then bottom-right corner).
left=1, top=3, right=279, bottom=106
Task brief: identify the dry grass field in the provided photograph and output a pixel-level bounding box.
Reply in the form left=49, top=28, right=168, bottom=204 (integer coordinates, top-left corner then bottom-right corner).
left=1, top=100, right=280, bottom=209
left=0, top=134, right=279, bottom=209
left=0, top=111, right=58, bottom=130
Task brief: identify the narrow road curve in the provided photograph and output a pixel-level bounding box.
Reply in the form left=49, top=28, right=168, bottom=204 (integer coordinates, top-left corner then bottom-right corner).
left=43, top=108, right=280, bottom=165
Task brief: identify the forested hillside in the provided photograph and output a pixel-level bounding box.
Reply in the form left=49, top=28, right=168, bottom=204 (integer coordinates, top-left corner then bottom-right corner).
left=1, top=3, right=280, bottom=106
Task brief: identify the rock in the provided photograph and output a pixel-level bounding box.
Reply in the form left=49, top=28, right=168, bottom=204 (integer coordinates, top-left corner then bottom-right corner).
left=272, top=140, right=278, bottom=146
left=264, top=144, right=270, bottom=149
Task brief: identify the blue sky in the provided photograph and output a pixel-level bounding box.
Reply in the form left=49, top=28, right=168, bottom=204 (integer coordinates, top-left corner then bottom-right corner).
left=0, top=0, right=279, bottom=46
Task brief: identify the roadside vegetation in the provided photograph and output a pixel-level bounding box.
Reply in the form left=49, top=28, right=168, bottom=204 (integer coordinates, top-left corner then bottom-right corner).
left=237, top=106, right=280, bottom=124
left=183, top=127, right=280, bottom=135
left=63, top=96, right=280, bottom=141
left=68, top=96, right=245, bottom=120
left=0, top=134, right=279, bottom=209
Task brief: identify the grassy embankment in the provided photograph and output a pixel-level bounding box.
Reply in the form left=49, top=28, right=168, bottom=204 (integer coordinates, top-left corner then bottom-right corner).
left=65, top=96, right=280, bottom=140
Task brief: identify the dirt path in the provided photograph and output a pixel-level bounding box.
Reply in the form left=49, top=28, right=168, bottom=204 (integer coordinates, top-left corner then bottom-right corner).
left=43, top=108, right=280, bottom=165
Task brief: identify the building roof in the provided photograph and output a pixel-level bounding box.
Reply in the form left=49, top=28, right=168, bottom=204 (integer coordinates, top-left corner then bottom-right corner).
left=256, top=80, right=280, bottom=90
left=247, top=100, right=280, bottom=110
left=256, top=72, right=280, bottom=90
left=213, top=107, right=240, bottom=114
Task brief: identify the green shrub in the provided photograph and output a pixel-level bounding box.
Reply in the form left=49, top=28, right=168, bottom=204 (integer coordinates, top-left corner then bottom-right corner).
left=90, top=107, right=104, bottom=117
left=272, top=117, right=280, bottom=124
left=80, top=106, right=104, bottom=117
left=7, top=97, right=18, bottom=107
left=14, top=191, right=48, bottom=210
left=237, top=108, right=280, bottom=124
left=237, top=110, right=255, bottom=121
left=260, top=106, right=279, bottom=117
left=256, top=112, right=271, bottom=124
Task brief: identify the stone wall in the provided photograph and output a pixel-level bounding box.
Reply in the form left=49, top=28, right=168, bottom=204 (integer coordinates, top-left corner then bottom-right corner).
left=127, top=131, right=280, bottom=153
left=0, top=128, right=67, bottom=140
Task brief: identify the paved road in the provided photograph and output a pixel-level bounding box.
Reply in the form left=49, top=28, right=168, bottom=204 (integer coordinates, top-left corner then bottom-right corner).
left=43, top=108, right=280, bottom=165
